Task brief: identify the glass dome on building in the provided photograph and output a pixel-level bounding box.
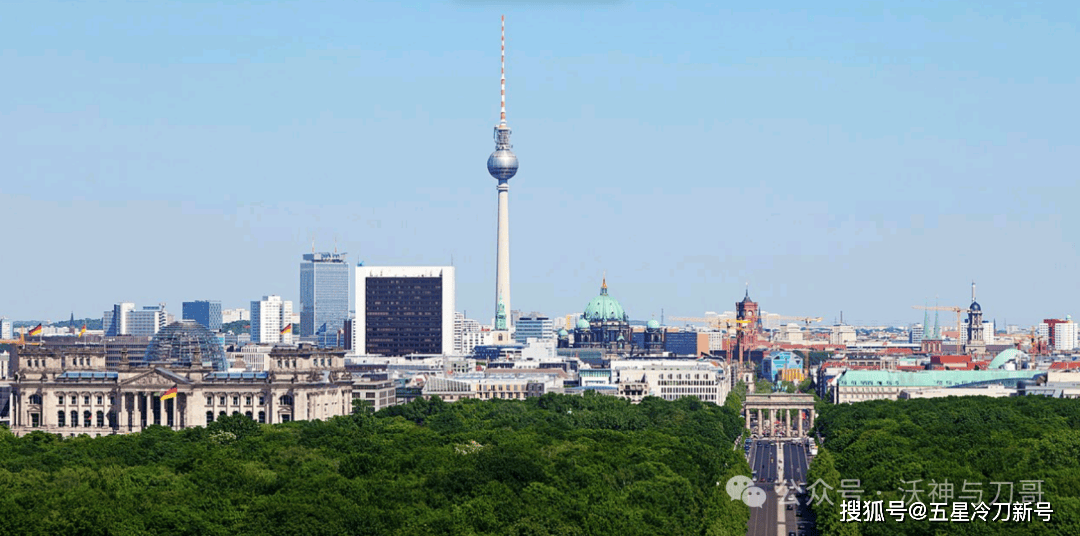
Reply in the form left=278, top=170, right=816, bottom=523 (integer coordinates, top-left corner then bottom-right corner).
left=144, top=320, right=228, bottom=370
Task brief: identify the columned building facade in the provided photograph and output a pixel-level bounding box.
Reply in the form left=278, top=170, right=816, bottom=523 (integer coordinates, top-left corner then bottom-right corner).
left=8, top=345, right=352, bottom=437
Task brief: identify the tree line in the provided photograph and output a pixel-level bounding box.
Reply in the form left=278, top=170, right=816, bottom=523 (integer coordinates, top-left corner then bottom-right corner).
left=0, top=392, right=751, bottom=535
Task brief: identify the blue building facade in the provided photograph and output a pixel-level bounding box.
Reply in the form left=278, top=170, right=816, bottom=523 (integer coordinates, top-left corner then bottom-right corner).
left=762, top=351, right=804, bottom=383
left=300, top=252, right=350, bottom=338
left=182, top=300, right=222, bottom=332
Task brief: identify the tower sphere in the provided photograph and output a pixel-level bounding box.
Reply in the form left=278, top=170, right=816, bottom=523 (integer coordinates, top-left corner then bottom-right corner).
left=488, top=148, right=518, bottom=180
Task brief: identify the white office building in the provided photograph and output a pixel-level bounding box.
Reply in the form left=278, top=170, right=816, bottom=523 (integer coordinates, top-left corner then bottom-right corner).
left=251, top=296, right=294, bottom=344
left=222, top=308, right=250, bottom=323
left=0, top=318, right=12, bottom=340
left=514, top=314, right=554, bottom=343
left=102, top=303, right=167, bottom=337
left=1054, top=320, right=1078, bottom=352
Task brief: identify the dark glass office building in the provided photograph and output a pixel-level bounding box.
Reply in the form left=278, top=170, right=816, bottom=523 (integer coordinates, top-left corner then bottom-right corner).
left=355, top=267, right=455, bottom=356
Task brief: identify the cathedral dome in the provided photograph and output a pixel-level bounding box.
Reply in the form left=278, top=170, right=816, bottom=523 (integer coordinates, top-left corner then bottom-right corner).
left=646, top=319, right=660, bottom=330
left=576, top=318, right=591, bottom=330
left=970, top=301, right=981, bottom=312
left=583, top=278, right=627, bottom=322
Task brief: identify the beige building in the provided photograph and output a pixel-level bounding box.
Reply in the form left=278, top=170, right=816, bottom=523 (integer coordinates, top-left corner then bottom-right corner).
left=9, top=345, right=353, bottom=437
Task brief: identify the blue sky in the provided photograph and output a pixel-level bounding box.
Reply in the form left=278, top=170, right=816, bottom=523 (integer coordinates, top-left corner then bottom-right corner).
left=2, top=0, right=1077, bottom=327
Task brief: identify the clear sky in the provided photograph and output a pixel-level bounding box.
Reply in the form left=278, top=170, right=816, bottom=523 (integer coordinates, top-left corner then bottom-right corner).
left=2, top=0, right=1077, bottom=327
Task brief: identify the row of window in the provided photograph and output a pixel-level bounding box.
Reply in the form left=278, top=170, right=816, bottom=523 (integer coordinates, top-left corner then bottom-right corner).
left=57, top=395, right=112, bottom=406
left=275, top=358, right=333, bottom=368
left=206, top=395, right=293, bottom=406
left=56, top=410, right=112, bottom=428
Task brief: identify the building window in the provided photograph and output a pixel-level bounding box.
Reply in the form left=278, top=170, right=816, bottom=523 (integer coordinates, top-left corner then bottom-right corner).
left=245, top=396, right=252, bottom=405
left=281, top=414, right=292, bottom=423
left=258, top=411, right=266, bottom=424
left=71, top=396, right=77, bottom=404
left=83, top=411, right=92, bottom=427
left=97, top=396, right=103, bottom=405
left=58, top=411, right=66, bottom=427
left=57, top=395, right=64, bottom=404
left=108, top=412, right=117, bottom=428
left=71, top=411, right=78, bottom=427
left=219, top=396, right=226, bottom=405
left=245, top=411, right=252, bottom=419
left=109, top=396, right=116, bottom=405
left=259, top=396, right=265, bottom=405
left=279, top=395, right=294, bottom=406
left=84, top=396, right=90, bottom=405
left=206, top=396, right=213, bottom=406
left=96, top=411, right=105, bottom=427
left=31, top=413, right=40, bottom=427
left=29, top=394, right=42, bottom=405
left=206, top=411, right=214, bottom=424
left=232, top=396, right=239, bottom=406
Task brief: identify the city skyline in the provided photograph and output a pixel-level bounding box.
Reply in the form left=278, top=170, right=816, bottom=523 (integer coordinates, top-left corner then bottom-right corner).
left=2, top=1, right=1078, bottom=326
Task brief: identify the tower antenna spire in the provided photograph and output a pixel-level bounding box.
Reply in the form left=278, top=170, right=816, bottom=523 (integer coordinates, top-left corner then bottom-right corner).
left=500, top=15, right=506, bottom=125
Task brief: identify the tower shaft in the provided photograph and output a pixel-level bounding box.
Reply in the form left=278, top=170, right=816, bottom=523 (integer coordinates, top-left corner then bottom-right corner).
left=496, top=181, right=511, bottom=330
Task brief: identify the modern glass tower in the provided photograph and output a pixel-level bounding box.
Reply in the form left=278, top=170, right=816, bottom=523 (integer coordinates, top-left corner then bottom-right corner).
left=300, top=252, right=350, bottom=337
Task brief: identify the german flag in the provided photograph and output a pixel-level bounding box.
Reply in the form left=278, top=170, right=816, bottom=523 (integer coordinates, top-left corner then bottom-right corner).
left=79, top=324, right=87, bottom=338
left=160, top=387, right=178, bottom=401
left=28, top=324, right=43, bottom=336
left=280, top=324, right=292, bottom=335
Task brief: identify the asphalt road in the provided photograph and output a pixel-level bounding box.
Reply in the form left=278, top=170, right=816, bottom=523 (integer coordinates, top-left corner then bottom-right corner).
left=746, top=440, right=815, bottom=536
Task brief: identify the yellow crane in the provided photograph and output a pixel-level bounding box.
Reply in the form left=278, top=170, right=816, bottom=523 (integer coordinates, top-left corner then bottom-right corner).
left=911, top=305, right=965, bottom=348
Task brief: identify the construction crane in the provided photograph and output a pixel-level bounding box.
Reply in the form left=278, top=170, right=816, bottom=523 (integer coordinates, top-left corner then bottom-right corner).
left=668, top=316, right=750, bottom=330
left=772, top=315, right=824, bottom=326
left=911, top=305, right=965, bottom=350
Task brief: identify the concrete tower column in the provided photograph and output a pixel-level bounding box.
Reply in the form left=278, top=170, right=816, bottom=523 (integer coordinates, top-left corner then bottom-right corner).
left=495, top=180, right=511, bottom=329
left=769, top=409, right=775, bottom=436
left=745, top=409, right=751, bottom=430
left=784, top=407, right=791, bottom=436
left=798, top=408, right=804, bottom=437
left=757, top=409, right=762, bottom=433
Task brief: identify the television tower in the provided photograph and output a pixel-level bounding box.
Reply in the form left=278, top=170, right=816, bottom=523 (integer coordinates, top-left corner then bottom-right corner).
left=487, top=15, right=519, bottom=331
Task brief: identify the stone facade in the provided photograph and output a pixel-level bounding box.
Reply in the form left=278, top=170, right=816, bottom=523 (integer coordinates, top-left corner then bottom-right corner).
left=8, top=345, right=353, bottom=437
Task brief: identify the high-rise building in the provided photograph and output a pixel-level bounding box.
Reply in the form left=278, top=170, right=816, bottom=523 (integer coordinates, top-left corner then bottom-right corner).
left=1054, top=318, right=1077, bottom=352
left=182, top=300, right=222, bottom=331
left=102, top=302, right=166, bottom=337
left=515, top=315, right=554, bottom=343
left=128, top=305, right=168, bottom=337
left=300, top=252, right=350, bottom=337
left=909, top=324, right=924, bottom=344
left=251, top=296, right=294, bottom=344
left=0, top=318, right=12, bottom=340
left=354, top=266, right=455, bottom=356
left=487, top=16, right=520, bottom=334
left=222, top=308, right=250, bottom=323
left=103, top=302, right=136, bottom=336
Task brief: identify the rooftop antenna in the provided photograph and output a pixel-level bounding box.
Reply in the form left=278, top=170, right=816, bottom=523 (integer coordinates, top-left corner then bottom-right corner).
left=334, top=234, right=338, bottom=254
left=500, top=14, right=506, bottom=126
left=311, top=235, right=315, bottom=254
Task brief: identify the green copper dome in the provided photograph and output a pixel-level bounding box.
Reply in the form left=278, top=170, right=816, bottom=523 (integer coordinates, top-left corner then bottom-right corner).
left=576, top=318, right=591, bottom=330
left=646, top=319, right=660, bottom=329
left=557, top=328, right=569, bottom=337
left=583, top=278, right=628, bottom=323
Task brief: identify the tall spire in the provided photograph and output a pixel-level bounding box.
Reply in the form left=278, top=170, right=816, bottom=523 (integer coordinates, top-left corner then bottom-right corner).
left=500, top=14, right=506, bottom=125
left=971, top=281, right=976, bottom=303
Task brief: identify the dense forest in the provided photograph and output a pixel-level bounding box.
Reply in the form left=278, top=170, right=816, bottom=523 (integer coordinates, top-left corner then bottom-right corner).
left=807, top=396, right=1080, bottom=535
left=0, top=393, right=750, bottom=535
